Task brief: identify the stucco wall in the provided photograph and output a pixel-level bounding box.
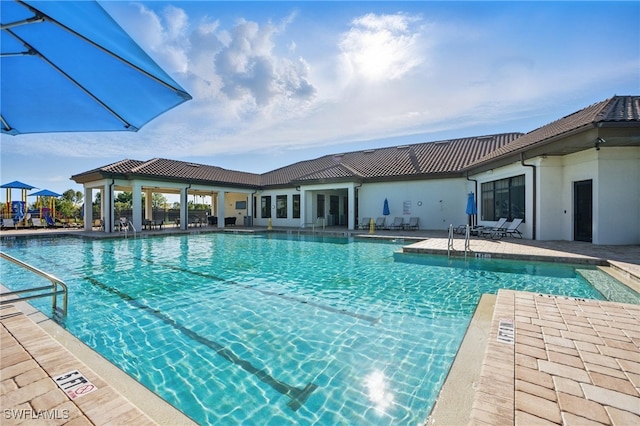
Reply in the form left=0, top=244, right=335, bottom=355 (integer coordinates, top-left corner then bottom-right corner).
left=357, top=178, right=469, bottom=231
left=596, top=146, right=640, bottom=244
left=537, top=156, right=564, bottom=240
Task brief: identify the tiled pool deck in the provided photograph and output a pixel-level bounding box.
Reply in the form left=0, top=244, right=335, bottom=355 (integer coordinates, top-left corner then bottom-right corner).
left=1, top=227, right=639, bottom=424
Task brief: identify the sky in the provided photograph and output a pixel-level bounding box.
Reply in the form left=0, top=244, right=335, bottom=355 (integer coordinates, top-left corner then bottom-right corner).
left=1, top=0, right=639, bottom=202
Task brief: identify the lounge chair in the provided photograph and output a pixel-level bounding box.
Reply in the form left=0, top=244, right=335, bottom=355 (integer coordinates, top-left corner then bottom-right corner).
left=404, top=217, right=419, bottom=230
left=388, top=217, right=404, bottom=230
left=374, top=217, right=386, bottom=230
left=480, top=217, right=508, bottom=239
left=31, top=218, right=45, bottom=228
left=495, top=218, right=523, bottom=239
left=1, top=218, right=16, bottom=230
left=359, top=217, right=371, bottom=230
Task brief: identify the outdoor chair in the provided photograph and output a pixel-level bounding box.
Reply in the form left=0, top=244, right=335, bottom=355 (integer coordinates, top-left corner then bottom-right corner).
left=374, top=217, right=386, bottom=230
left=495, top=218, right=523, bottom=239
left=480, top=217, right=508, bottom=239
left=404, top=217, right=419, bottom=230
left=359, top=217, right=371, bottom=230
left=31, top=218, right=45, bottom=228
left=1, top=218, right=16, bottom=230
left=388, top=217, right=404, bottom=230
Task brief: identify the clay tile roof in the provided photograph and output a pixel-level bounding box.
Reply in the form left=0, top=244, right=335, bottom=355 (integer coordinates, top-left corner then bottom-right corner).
left=262, top=132, right=521, bottom=184
left=129, top=158, right=261, bottom=186
left=466, top=95, right=640, bottom=167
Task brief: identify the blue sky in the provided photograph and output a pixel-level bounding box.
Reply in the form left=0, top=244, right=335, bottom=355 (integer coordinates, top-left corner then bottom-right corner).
left=1, top=1, right=638, bottom=202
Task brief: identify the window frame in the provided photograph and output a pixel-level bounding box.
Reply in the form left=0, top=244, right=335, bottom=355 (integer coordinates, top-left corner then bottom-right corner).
left=481, top=175, right=525, bottom=222
left=276, top=195, right=287, bottom=219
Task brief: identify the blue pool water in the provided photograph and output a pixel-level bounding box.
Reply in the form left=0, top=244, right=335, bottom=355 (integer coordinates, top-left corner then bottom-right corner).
left=1, top=233, right=608, bottom=424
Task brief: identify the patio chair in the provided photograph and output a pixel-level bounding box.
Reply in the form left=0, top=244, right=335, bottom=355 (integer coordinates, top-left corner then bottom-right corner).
left=358, top=217, right=371, bottom=230
left=480, top=217, right=508, bottom=239
left=31, top=218, right=45, bottom=228
left=1, top=218, right=16, bottom=230
left=404, top=217, right=419, bottom=230
left=374, top=217, right=386, bottom=230
left=497, top=218, right=523, bottom=239
left=388, top=217, right=404, bottom=230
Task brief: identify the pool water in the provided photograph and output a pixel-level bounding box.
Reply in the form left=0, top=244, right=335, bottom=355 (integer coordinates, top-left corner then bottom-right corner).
left=0, top=234, right=608, bottom=424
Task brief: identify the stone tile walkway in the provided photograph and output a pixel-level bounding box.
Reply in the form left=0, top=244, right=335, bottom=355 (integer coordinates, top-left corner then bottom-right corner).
left=1, top=304, right=156, bottom=425
left=470, top=290, right=640, bottom=425
left=2, top=228, right=639, bottom=424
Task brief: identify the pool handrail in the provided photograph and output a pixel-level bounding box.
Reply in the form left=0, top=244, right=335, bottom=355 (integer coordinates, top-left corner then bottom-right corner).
left=0, top=251, right=68, bottom=318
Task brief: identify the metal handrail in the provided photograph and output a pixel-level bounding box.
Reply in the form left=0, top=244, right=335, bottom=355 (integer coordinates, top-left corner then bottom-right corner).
left=0, top=252, right=68, bottom=318
left=464, top=224, right=470, bottom=260
left=447, top=224, right=454, bottom=258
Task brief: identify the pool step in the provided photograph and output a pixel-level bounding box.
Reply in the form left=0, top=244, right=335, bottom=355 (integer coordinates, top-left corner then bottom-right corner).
left=576, top=268, right=640, bottom=304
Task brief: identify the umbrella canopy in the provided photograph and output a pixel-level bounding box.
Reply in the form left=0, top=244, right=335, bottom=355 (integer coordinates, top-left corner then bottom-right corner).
left=383, top=198, right=390, bottom=216
left=465, top=192, right=477, bottom=215
left=1, top=0, right=192, bottom=135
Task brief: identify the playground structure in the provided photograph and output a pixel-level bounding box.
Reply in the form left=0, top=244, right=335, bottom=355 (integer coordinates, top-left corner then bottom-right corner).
left=1, top=180, right=35, bottom=227
left=1, top=181, right=62, bottom=228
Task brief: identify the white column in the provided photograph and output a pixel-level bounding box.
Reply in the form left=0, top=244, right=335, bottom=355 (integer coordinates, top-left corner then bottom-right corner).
left=348, top=183, right=355, bottom=230
left=299, top=188, right=306, bottom=228
left=145, top=189, right=153, bottom=220
left=247, top=192, right=254, bottom=226
left=83, top=187, right=93, bottom=231
left=104, top=184, right=114, bottom=233
left=217, top=191, right=226, bottom=228
left=180, top=187, right=188, bottom=230
left=132, top=181, right=142, bottom=232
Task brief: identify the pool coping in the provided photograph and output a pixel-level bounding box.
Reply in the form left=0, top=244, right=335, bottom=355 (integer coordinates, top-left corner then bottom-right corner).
left=0, top=294, right=196, bottom=426
left=468, top=289, right=640, bottom=425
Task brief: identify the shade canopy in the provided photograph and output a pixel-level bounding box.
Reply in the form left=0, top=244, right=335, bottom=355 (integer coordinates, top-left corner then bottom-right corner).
left=1, top=180, right=36, bottom=189
left=29, top=189, right=61, bottom=197
left=1, top=0, right=192, bottom=135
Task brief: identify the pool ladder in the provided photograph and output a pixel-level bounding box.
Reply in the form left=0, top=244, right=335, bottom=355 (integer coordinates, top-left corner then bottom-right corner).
left=447, top=224, right=471, bottom=260
left=0, top=252, right=68, bottom=319
left=122, top=222, right=137, bottom=239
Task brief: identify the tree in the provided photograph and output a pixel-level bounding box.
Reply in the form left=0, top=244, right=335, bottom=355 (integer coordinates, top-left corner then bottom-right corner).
left=152, top=193, right=168, bottom=209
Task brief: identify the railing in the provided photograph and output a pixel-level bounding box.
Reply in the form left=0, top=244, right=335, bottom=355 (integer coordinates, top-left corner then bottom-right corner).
left=464, top=225, right=470, bottom=260
left=0, top=252, right=68, bottom=318
left=448, top=224, right=471, bottom=259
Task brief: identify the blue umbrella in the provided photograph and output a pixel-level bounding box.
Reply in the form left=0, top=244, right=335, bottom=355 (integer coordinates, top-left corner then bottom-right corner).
left=465, top=192, right=477, bottom=215
left=1, top=0, right=191, bottom=135
left=383, top=198, right=390, bottom=216
left=466, top=192, right=477, bottom=227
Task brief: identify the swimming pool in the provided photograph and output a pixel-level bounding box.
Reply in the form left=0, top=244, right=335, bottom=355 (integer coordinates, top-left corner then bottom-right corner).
left=0, top=233, right=614, bottom=424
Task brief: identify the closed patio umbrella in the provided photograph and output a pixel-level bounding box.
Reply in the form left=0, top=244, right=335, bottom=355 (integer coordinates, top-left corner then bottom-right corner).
left=466, top=192, right=477, bottom=227
left=1, top=0, right=191, bottom=135
left=383, top=198, right=390, bottom=216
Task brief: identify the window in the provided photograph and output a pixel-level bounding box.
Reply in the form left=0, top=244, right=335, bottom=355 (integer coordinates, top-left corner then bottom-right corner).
left=261, top=196, right=271, bottom=218
left=276, top=195, right=287, bottom=218
left=481, top=175, right=525, bottom=221
left=292, top=194, right=300, bottom=219
left=316, top=194, right=325, bottom=218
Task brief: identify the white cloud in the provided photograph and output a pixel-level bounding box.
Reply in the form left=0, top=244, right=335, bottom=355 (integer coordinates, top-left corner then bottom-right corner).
left=338, top=13, right=423, bottom=83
